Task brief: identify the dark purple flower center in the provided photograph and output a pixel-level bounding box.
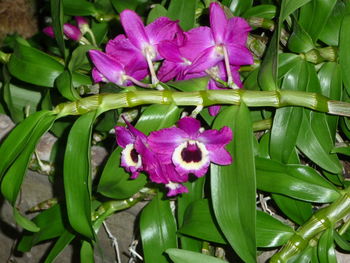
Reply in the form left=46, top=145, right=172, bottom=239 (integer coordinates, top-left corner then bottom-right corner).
left=130, top=148, right=139, bottom=163
left=181, top=142, right=202, bottom=163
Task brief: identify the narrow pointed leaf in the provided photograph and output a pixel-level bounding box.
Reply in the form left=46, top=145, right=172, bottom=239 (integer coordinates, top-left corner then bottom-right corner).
left=211, top=104, right=256, bottom=263
left=140, top=193, right=177, bottom=263
left=51, top=0, right=66, bottom=58
left=340, top=15, right=350, bottom=95
left=166, top=248, right=227, bottom=263
left=318, top=228, right=337, bottom=263
left=44, top=230, right=75, bottom=263
left=64, top=111, right=97, bottom=240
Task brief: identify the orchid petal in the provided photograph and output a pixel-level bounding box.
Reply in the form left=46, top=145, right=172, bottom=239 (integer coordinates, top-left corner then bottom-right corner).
left=227, top=44, right=254, bottom=66
left=91, top=68, right=106, bottom=83
left=106, top=34, right=147, bottom=68
left=209, top=2, right=228, bottom=44
left=209, top=147, right=232, bottom=165
left=224, top=17, right=251, bottom=46
left=115, top=126, right=135, bottom=148
left=145, top=17, right=179, bottom=45
left=166, top=182, right=188, bottom=196
left=180, top=26, right=214, bottom=61
left=89, top=50, right=125, bottom=85
left=177, top=117, right=201, bottom=137
left=63, top=24, right=82, bottom=41
left=207, top=79, right=222, bottom=116
left=43, top=26, right=55, bottom=38
left=187, top=46, right=222, bottom=73
left=158, top=40, right=184, bottom=63
left=158, top=61, right=183, bottom=82
left=148, top=127, right=187, bottom=155
left=120, top=10, right=149, bottom=49
left=198, top=126, right=233, bottom=150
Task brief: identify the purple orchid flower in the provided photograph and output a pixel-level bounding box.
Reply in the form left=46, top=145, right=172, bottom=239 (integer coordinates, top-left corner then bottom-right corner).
left=43, top=24, right=82, bottom=42
left=181, top=3, right=253, bottom=87
left=106, top=10, right=180, bottom=84
left=89, top=49, right=148, bottom=87
left=75, top=16, right=89, bottom=32
left=115, top=120, right=188, bottom=196
left=148, top=117, right=233, bottom=178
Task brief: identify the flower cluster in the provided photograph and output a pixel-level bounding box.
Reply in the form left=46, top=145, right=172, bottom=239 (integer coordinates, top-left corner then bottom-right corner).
left=89, top=2, right=253, bottom=116
left=115, top=117, right=232, bottom=196
left=44, top=16, right=95, bottom=45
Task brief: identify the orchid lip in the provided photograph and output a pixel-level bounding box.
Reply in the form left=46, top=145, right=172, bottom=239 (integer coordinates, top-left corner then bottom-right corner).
left=122, top=143, right=142, bottom=169
left=172, top=140, right=209, bottom=171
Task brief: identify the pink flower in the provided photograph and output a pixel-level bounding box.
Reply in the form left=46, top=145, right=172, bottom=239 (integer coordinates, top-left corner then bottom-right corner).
left=43, top=24, right=82, bottom=42
left=148, top=117, right=233, bottom=178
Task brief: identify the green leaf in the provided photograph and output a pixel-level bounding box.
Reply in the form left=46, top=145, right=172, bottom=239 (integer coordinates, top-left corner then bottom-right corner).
left=287, top=19, right=314, bottom=53
left=110, top=0, right=142, bottom=12
left=318, top=62, right=342, bottom=138
left=44, top=230, right=75, bottom=263
left=256, top=210, right=294, bottom=247
left=168, top=77, right=210, bottom=92
left=97, top=147, right=147, bottom=199
left=147, top=4, right=168, bottom=24
left=298, top=0, right=337, bottom=42
left=271, top=59, right=305, bottom=163
left=211, top=104, right=256, bottom=263
left=319, top=1, right=350, bottom=46
left=62, top=0, right=97, bottom=15
left=51, top=0, right=66, bottom=58
left=334, top=231, right=350, bottom=252
left=279, top=0, right=312, bottom=22
left=68, top=45, right=95, bottom=72
left=8, top=43, right=64, bottom=87
left=229, top=0, right=253, bottom=16
left=318, top=228, right=337, bottom=263
left=14, top=209, right=40, bottom=232
left=256, top=157, right=340, bottom=203
left=80, top=241, right=94, bottom=263
left=332, top=146, right=350, bottom=156
left=166, top=248, right=227, bottom=263
left=135, top=104, right=181, bottom=134
left=140, top=193, right=177, bottom=263
left=242, top=5, right=276, bottom=19
left=64, top=111, right=97, bottom=240
left=272, top=194, right=312, bottom=225
left=167, top=0, right=197, bottom=31
left=179, top=199, right=226, bottom=244
left=55, top=70, right=80, bottom=101
left=18, top=204, right=65, bottom=252
left=340, top=15, right=350, bottom=95
left=0, top=110, right=52, bottom=179
left=177, top=177, right=205, bottom=252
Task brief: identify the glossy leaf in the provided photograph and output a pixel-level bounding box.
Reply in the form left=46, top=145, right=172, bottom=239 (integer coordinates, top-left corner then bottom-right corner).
left=288, top=19, right=314, bottom=53
left=140, top=193, right=177, bottom=263
left=318, top=228, right=337, bottom=263
left=110, top=0, right=142, bottom=12
left=44, top=230, right=75, bottom=263
left=97, top=147, right=147, bottom=199
left=279, top=0, right=312, bottom=22
left=242, top=5, right=276, bottom=19
left=55, top=70, right=80, bottom=101
left=298, top=0, right=337, bottom=42
left=135, top=104, right=181, bottom=134
left=256, top=157, right=340, bottom=203
left=272, top=194, right=312, bottom=225
left=168, top=77, right=209, bottom=92
left=167, top=0, right=197, bottom=31
left=319, top=1, right=350, bottom=46
left=270, top=59, right=304, bottom=163
left=68, top=45, right=95, bottom=72
left=64, top=111, right=96, bottom=240
left=211, top=104, right=256, bottom=263
left=80, top=241, right=94, bottom=263
left=177, top=177, right=205, bottom=252
left=334, top=231, right=350, bottom=252
left=229, top=0, right=253, bottom=16
left=147, top=4, right=168, bottom=24
left=18, top=204, right=65, bottom=252
left=0, top=111, right=52, bottom=179
left=166, top=248, right=227, bottom=263
left=51, top=0, right=66, bottom=58
left=179, top=199, right=226, bottom=244
left=340, top=15, right=350, bottom=95
left=62, top=0, right=97, bottom=15
left=256, top=210, right=294, bottom=247
left=332, top=146, right=350, bottom=156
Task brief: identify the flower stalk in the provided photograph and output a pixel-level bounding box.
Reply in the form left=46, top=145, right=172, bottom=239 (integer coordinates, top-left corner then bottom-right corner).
left=53, top=90, right=350, bottom=118
left=270, top=188, right=350, bottom=262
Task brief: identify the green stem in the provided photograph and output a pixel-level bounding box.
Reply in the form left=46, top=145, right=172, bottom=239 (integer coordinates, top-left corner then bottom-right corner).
left=270, top=189, right=350, bottom=262
left=52, top=90, right=350, bottom=118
